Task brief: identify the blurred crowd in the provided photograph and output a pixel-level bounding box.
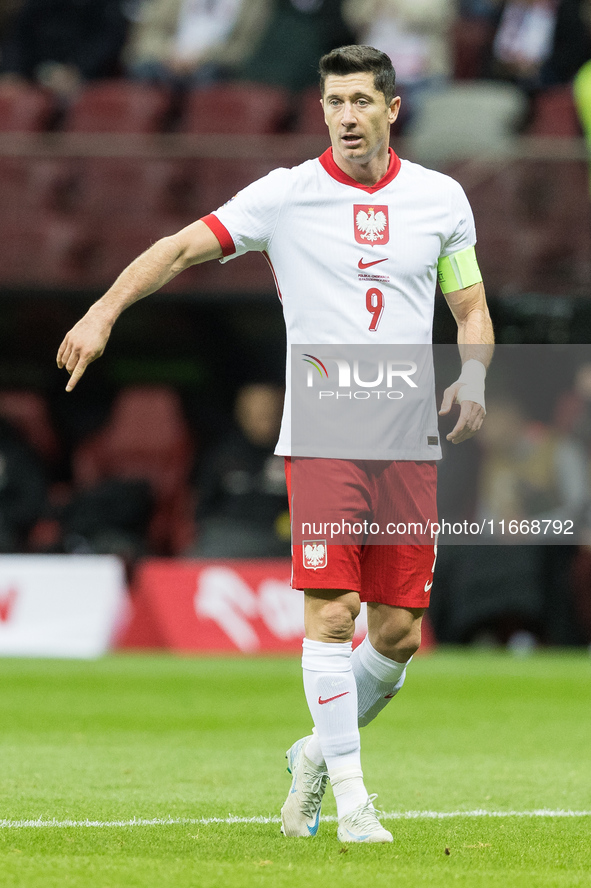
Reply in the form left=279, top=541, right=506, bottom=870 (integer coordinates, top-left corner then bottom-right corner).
left=0, top=0, right=590, bottom=134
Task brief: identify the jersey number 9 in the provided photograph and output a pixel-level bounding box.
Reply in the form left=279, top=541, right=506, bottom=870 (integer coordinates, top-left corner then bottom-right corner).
left=366, top=287, right=384, bottom=332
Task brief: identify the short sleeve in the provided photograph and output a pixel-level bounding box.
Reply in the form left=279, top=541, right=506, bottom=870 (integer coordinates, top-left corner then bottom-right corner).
left=439, top=178, right=477, bottom=258
left=202, top=167, right=292, bottom=263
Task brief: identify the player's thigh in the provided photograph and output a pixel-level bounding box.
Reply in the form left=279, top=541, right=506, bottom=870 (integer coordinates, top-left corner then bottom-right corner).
left=304, top=588, right=361, bottom=643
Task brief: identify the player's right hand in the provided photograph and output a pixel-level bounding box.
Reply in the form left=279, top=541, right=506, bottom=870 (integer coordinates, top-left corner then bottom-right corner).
left=56, top=308, right=112, bottom=392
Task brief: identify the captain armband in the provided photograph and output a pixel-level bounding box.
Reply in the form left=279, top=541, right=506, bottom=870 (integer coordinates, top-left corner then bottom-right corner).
left=437, top=246, right=482, bottom=294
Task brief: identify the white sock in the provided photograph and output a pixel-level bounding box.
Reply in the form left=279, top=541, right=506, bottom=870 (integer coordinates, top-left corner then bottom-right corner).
left=304, top=729, right=325, bottom=767
left=302, top=638, right=368, bottom=817
left=352, top=636, right=411, bottom=727
left=304, top=638, right=412, bottom=764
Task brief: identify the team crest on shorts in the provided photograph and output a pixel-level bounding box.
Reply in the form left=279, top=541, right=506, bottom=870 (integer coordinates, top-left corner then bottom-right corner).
left=354, top=205, right=389, bottom=245
left=303, top=540, right=327, bottom=570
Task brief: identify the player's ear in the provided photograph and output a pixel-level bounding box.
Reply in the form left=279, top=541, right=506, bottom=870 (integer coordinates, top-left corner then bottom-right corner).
left=388, top=96, right=401, bottom=125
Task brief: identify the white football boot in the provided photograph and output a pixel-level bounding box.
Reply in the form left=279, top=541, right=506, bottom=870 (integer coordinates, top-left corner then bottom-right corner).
left=336, top=794, right=393, bottom=843
left=280, top=735, right=329, bottom=837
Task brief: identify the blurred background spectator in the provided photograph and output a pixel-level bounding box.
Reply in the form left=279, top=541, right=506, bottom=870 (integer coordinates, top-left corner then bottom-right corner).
left=0, top=0, right=131, bottom=98
left=188, top=383, right=290, bottom=558
left=433, top=393, right=588, bottom=646
left=0, top=416, right=47, bottom=553
left=489, top=0, right=559, bottom=91
left=475, top=395, right=588, bottom=527
left=343, top=0, right=456, bottom=122
left=125, top=0, right=252, bottom=87
left=541, top=0, right=591, bottom=87
left=235, top=0, right=354, bottom=92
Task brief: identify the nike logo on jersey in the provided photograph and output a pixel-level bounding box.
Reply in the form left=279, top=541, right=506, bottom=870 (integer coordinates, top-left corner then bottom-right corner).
left=318, top=692, right=350, bottom=705
left=424, top=580, right=433, bottom=592
left=384, top=693, right=396, bottom=699
left=358, top=257, right=388, bottom=270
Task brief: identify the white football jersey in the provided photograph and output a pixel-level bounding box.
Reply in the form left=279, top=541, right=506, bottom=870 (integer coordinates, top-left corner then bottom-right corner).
left=202, top=148, right=477, bottom=458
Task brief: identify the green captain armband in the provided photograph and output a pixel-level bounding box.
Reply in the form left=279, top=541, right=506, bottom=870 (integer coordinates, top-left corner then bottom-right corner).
left=437, top=246, right=482, bottom=294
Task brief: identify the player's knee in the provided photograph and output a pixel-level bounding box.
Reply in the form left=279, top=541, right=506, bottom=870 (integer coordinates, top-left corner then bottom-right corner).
left=318, top=599, right=359, bottom=643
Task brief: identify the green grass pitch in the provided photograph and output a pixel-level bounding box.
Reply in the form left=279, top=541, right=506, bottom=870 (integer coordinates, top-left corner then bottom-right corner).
left=0, top=650, right=589, bottom=887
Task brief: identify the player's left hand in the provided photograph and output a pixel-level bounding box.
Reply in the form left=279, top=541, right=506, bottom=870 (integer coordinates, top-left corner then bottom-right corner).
left=56, top=306, right=113, bottom=392
left=439, top=381, right=485, bottom=444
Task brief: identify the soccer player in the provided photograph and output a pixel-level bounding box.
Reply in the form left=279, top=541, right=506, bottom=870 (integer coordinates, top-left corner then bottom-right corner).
left=57, top=45, right=494, bottom=843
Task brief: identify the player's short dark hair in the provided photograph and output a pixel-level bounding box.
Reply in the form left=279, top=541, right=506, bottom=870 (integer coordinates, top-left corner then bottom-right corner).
left=319, top=45, right=397, bottom=103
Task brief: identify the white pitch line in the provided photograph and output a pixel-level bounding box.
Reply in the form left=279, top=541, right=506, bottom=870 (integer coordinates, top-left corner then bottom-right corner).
left=1, top=810, right=590, bottom=829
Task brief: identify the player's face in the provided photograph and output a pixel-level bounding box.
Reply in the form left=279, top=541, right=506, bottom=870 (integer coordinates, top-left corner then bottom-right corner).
left=321, top=72, right=400, bottom=170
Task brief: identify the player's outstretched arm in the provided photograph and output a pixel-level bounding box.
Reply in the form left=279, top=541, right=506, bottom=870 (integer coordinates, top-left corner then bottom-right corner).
left=56, top=220, right=222, bottom=391
left=439, top=280, right=494, bottom=444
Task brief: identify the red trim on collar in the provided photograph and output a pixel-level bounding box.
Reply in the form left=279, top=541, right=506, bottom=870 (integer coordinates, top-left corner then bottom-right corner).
left=318, top=147, right=401, bottom=193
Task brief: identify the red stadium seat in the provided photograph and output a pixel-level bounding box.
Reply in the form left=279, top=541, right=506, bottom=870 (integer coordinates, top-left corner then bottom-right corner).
left=294, top=87, right=326, bottom=135
left=0, top=157, right=79, bottom=227
left=87, top=215, right=188, bottom=285
left=0, top=390, right=59, bottom=464
left=58, top=84, right=176, bottom=257
left=70, top=157, right=197, bottom=218
left=0, top=82, right=55, bottom=132
left=0, top=213, right=102, bottom=288
left=73, top=386, right=196, bottom=554
left=0, top=84, right=58, bottom=227
left=180, top=82, right=290, bottom=134
left=452, top=19, right=496, bottom=81
left=527, top=85, right=581, bottom=137
left=64, top=81, right=172, bottom=133
left=194, top=155, right=280, bottom=216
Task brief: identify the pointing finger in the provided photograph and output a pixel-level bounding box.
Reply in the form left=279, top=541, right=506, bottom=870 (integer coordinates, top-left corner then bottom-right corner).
left=65, top=361, right=86, bottom=392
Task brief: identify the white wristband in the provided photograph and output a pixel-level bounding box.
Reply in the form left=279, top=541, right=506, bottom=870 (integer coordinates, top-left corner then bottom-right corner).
left=456, top=359, right=486, bottom=410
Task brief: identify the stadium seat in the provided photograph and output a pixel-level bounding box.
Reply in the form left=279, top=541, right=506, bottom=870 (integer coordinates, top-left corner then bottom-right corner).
left=404, top=81, right=528, bottom=166
left=64, top=81, right=173, bottom=133
left=0, top=156, right=79, bottom=228
left=0, top=213, right=102, bottom=288
left=0, top=84, right=59, bottom=225
left=452, top=18, right=496, bottom=81
left=69, top=157, right=197, bottom=219
left=180, top=82, right=290, bottom=134
left=0, top=390, right=59, bottom=464
left=194, top=155, right=279, bottom=216
left=0, top=82, right=55, bottom=131
left=59, top=84, right=177, bottom=242
left=527, top=85, right=581, bottom=137
left=294, top=87, right=326, bottom=135
left=72, top=386, right=196, bottom=554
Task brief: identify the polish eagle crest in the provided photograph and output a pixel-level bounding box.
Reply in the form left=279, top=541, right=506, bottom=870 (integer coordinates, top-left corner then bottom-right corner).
left=356, top=207, right=387, bottom=242
left=354, top=205, right=389, bottom=244
left=303, top=541, right=327, bottom=569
